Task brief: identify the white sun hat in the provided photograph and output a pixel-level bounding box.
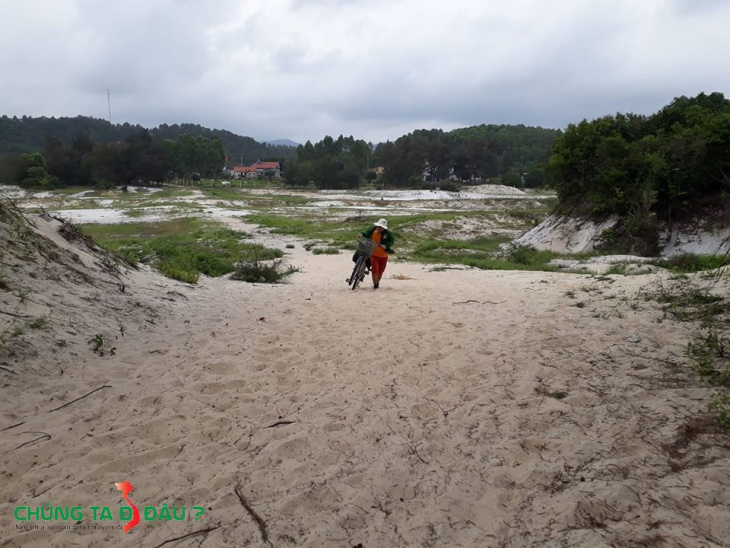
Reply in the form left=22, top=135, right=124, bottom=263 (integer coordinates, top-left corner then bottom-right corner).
left=374, top=218, right=388, bottom=229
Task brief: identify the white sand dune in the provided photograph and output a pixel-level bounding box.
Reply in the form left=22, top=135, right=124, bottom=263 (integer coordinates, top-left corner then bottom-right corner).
left=1, top=215, right=729, bottom=547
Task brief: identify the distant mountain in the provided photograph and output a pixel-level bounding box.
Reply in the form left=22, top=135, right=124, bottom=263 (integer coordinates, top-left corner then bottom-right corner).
left=264, top=139, right=300, bottom=147
left=0, top=115, right=298, bottom=165
left=153, top=124, right=297, bottom=164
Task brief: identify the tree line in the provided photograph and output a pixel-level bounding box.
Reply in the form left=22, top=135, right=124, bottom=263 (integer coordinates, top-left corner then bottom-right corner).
left=7, top=93, right=725, bottom=202
left=284, top=135, right=373, bottom=189
left=284, top=125, right=561, bottom=189
left=0, top=115, right=297, bottom=166
left=0, top=115, right=562, bottom=190
left=378, top=125, right=561, bottom=187
left=0, top=130, right=227, bottom=189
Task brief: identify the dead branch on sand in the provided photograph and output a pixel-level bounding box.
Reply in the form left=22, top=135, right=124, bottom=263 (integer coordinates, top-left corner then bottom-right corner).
left=48, top=385, right=112, bottom=413
left=234, top=483, right=271, bottom=545
left=3, top=431, right=51, bottom=454
left=152, top=526, right=220, bottom=548
left=453, top=299, right=506, bottom=305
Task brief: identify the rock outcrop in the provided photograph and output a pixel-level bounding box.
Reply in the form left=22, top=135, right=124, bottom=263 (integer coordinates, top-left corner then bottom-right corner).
left=515, top=214, right=730, bottom=256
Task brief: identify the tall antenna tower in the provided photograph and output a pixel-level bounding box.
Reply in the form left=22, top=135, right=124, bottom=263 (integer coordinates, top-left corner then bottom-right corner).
left=107, top=88, right=112, bottom=125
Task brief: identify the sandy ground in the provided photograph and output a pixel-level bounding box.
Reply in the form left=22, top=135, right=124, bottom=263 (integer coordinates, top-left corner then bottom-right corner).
left=1, top=215, right=730, bottom=547
left=2, top=184, right=548, bottom=226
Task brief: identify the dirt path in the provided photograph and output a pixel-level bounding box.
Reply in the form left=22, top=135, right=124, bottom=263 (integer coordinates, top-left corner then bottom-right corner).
left=1, top=224, right=729, bottom=547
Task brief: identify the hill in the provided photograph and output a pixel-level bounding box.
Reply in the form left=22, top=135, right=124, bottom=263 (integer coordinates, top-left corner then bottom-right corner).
left=546, top=91, right=730, bottom=254
left=264, top=138, right=300, bottom=147
left=0, top=115, right=298, bottom=165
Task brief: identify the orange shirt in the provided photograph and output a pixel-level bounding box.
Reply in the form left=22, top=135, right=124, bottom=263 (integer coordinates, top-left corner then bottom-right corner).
left=371, top=229, right=388, bottom=258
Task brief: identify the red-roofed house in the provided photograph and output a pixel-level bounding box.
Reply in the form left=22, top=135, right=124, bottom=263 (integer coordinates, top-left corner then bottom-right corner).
left=252, top=161, right=281, bottom=179
left=228, top=161, right=281, bottom=179
left=232, top=166, right=257, bottom=179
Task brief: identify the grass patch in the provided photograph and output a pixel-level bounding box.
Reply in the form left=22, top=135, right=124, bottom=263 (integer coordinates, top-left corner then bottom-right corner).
left=81, top=218, right=280, bottom=284
left=198, top=188, right=310, bottom=206
left=687, top=326, right=730, bottom=388
left=196, top=179, right=284, bottom=191
left=312, top=247, right=340, bottom=255
left=687, top=325, right=730, bottom=427
left=142, top=188, right=195, bottom=198
left=605, top=263, right=628, bottom=276
left=650, top=253, right=727, bottom=273
left=28, top=317, right=48, bottom=329
left=246, top=213, right=354, bottom=239
left=406, top=239, right=561, bottom=272
left=710, top=393, right=730, bottom=427
left=247, top=211, right=509, bottom=250
left=129, top=200, right=202, bottom=209
left=246, top=213, right=372, bottom=249
left=47, top=186, right=96, bottom=196
left=604, top=262, right=658, bottom=276
left=646, top=281, right=727, bottom=322
left=643, top=278, right=730, bottom=427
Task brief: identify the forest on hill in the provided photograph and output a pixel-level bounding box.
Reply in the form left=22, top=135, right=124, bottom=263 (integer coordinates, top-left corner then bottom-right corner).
left=284, top=125, right=562, bottom=189
left=547, top=92, right=730, bottom=252
left=0, top=130, right=227, bottom=188
left=0, top=114, right=563, bottom=190
left=0, top=116, right=296, bottom=165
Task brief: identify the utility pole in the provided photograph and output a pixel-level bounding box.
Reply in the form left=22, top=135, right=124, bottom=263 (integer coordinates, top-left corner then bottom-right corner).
left=107, top=89, right=112, bottom=124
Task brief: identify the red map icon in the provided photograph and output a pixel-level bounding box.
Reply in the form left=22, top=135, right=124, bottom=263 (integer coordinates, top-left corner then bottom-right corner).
left=115, top=481, right=140, bottom=533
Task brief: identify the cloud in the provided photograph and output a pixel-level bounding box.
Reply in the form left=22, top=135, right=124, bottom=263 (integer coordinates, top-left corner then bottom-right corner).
left=668, top=0, right=729, bottom=14
left=1, top=0, right=729, bottom=143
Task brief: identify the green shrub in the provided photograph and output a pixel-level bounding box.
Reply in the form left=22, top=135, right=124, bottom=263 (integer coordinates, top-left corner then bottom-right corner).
left=231, top=257, right=299, bottom=283
left=508, top=245, right=539, bottom=265
left=687, top=326, right=730, bottom=387
left=710, top=393, right=730, bottom=427
left=605, top=263, right=627, bottom=276
left=438, top=181, right=462, bottom=192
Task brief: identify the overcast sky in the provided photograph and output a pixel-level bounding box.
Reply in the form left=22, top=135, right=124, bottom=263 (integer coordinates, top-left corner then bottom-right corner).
left=1, top=0, right=729, bottom=144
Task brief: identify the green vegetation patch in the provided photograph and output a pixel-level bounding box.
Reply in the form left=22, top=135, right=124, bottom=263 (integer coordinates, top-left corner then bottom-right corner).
left=650, top=254, right=727, bottom=274
left=406, top=238, right=561, bottom=272
left=231, top=257, right=299, bottom=284
left=247, top=211, right=493, bottom=250
left=142, top=188, right=196, bottom=198
left=81, top=218, right=280, bottom=284
left=312, top=247, right=341, bottom=255
left=248, top=211, right=565, bottom=271
left=246, top=213, right=364, bottom=246
left=687, top=325, right=730, bottom=427
left=647, top=282, right=728, bottom=323
left=199, top=188, right=310, bottom=205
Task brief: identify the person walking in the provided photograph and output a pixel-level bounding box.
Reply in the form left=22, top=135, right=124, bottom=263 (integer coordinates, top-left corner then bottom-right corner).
left=361, top=218, right=394, bottom=289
